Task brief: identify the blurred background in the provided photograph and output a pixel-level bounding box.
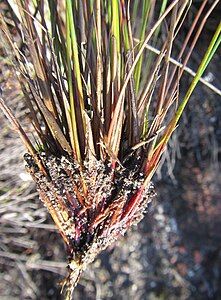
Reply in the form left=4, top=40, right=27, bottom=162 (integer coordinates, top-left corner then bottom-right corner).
left=0, top=1, right=221, bottom=299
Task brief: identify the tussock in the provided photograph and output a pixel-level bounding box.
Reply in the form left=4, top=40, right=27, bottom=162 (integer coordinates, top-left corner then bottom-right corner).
left=0, top=1, right=220, bottom=298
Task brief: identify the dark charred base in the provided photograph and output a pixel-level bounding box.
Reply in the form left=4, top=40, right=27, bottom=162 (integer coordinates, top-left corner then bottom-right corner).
left=24, top=152, right=155, bottom=298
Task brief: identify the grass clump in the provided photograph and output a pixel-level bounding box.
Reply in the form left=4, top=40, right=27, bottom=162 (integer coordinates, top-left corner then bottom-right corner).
left=0, top=0, right=220, bottom=298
